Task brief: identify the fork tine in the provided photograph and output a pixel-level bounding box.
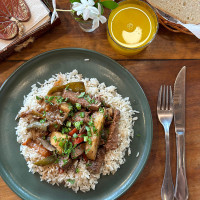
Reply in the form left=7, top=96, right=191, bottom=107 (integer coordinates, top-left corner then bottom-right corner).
left=157, top=85, right=162, bottom=110
left=166, top=85, right=169, bottom=110
left=161, top=85, right=165, bottom=110
left=169, top=86, right=173, bottom=110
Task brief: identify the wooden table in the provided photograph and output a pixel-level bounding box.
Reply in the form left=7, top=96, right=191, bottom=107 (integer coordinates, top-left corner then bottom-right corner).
left=0, top=2, right=200, bottom=199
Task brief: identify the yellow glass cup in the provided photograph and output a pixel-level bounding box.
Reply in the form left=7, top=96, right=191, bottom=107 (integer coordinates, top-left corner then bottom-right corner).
left=107, top=0, right=159, bottom=55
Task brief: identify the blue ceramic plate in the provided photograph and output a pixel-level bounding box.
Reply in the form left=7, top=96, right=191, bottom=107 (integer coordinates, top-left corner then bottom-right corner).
left=0, top=48, right=153, bottom=200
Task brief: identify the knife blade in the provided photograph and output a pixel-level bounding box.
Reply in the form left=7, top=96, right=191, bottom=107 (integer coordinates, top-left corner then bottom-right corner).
left=174, top=66, right=189, bottom=200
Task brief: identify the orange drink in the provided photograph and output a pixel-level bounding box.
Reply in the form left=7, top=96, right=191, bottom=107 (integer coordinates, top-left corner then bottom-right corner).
left=107, top=0, right=158, bottom=55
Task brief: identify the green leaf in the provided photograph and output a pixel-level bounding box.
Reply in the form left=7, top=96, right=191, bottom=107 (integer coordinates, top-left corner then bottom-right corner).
left=70, top=0, right=80, bottom=3
left=100, top=1, right=118, bottom=10
left=100, top=3, right=104, bottom=15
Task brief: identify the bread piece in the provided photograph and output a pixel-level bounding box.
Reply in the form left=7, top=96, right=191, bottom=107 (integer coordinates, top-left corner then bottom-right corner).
left=146, top=0, right=200, bottom=24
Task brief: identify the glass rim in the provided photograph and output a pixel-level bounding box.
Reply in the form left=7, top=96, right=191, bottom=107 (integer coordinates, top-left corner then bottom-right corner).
left=107, top=0, right=159, bottom=51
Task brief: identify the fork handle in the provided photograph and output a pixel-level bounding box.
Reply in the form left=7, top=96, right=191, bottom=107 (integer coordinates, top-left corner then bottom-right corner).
left=174, top=133, right=189, bottom=200
left=161, top=127, right=174, bottom=200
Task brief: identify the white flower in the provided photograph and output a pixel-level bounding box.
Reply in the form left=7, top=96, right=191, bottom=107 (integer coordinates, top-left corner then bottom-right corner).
left=72, top=0, right=99, bottom=21
left=90, top=3, right=107, bottom=30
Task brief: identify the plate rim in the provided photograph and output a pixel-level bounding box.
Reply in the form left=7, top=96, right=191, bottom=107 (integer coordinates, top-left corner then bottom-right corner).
left=0, top=48, right=153, bottom=200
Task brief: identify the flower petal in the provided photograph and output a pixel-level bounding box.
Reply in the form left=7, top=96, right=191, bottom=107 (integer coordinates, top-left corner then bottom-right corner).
left=77, top=10, right=82, bottom=16
left=98, top=3, right=101, bottom=13
left=80, top=0, right=88, bottom=5
left=90, top=6, right=99, bottom=15
left=89, top=11, right=98, bottom=19
left=92, top=18, right=99, bottom=30
left=83, top=9, right=90, bottom=20
left=99, top=15, right=107, bottom=24
left=72, top=4, right=84, bottom=11
left=88, top=0, right=95, bottom=6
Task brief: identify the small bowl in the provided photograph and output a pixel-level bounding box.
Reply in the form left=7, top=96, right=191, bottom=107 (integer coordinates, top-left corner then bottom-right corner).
left=107, top=0, right=159, bottom=55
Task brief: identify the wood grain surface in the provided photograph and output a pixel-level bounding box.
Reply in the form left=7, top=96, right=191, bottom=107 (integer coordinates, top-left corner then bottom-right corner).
left=0, top=1, right=200, bottom=200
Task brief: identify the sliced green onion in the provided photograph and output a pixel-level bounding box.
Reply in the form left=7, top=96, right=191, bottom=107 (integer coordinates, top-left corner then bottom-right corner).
left=65, top=85, right=69, bottom=90
left=66, top=121, right=71, bottom=127
left=53, top=136, right=57, bottom=142
left=67, top=179, right=75, bottom=184
left=79, top=112, right=85, bottom=118
left=84, top=136, right=88, bottom=142
left=40, top=119, right=46, bottom=123
left=88, top=138, right=92, bottom=145
left=78, top=92, right=85, bottom=98
left=73, top=133, right=78, bottom=138
left=75, top=103, right=81, bottom=110
left=75, top=168, right=79, bottom=173
left=99, top=107, right=104, bottom=113
left=36, top=96, right=42, bottom=100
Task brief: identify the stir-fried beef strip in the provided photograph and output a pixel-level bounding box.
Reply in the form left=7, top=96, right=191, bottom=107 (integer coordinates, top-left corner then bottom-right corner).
left=106, top=107, right=114, bottom=119
left=59, top=156, right=73, bottom=171
left=20, top=82, right=121, bottom=171
left=48, top=124, right=61, bottom=132
left=79, top=125, right=86, bottom=134
left=62, top=90, right=101, bottom=111
left=71, top=143, right=85, bottom=159
left=29, top=129, right=49, bottom=141
left=18, top=109, right=44, bottom=120
left=45, top=102, right=70, bottom=125
left=72, top=110, right=90, bottom=123
left=99, top=128, right=109, bottom=146
left=45, top=110, right=68, bottom=125
left=105, top=109, right=120, bottom=151
left=87, top=147, right=106, bottom=174
left=104, top=108, right=115, bottom=126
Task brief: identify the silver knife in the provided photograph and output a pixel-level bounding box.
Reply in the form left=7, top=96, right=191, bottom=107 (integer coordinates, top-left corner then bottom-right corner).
left=174, top=66, right=189, bottom=200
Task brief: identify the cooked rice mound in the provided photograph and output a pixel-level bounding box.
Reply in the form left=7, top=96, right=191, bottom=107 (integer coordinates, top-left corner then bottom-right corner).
left=16, top=70, right=138, bottom=192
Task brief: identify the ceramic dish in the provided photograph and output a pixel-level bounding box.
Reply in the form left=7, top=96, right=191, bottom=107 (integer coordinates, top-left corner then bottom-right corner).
left=0, top=48, right=153, bottom=200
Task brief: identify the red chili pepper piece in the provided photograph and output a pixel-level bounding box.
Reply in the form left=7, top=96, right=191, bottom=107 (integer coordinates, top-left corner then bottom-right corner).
left=82, top=153, right=88, bottom=162
left=68, top=128, right=78, bottom=136
left=73, top=132, right=86, bottom=145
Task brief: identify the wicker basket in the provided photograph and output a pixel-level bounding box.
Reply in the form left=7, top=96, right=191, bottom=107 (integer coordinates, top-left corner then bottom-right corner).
left=157, top=12, right=193, bottom=35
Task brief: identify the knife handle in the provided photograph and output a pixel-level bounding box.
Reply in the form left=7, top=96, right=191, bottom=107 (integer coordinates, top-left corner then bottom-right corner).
left=174, top=133, right=189, bottom=200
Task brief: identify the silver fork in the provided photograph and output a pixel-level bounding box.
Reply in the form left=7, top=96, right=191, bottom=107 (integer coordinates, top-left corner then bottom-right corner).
left=157, top=85, right=174, bottom=200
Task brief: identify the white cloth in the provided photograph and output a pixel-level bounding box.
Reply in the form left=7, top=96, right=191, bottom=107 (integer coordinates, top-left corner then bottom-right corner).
left=160, top=10, right=200, bottom=39
left=0, top=0, right=50, bottom=51
left=178, top=22, right=200, bottom=39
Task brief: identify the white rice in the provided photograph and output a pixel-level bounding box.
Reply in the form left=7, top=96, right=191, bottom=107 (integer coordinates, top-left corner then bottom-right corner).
left=16, top=70, right=138, bottom=192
